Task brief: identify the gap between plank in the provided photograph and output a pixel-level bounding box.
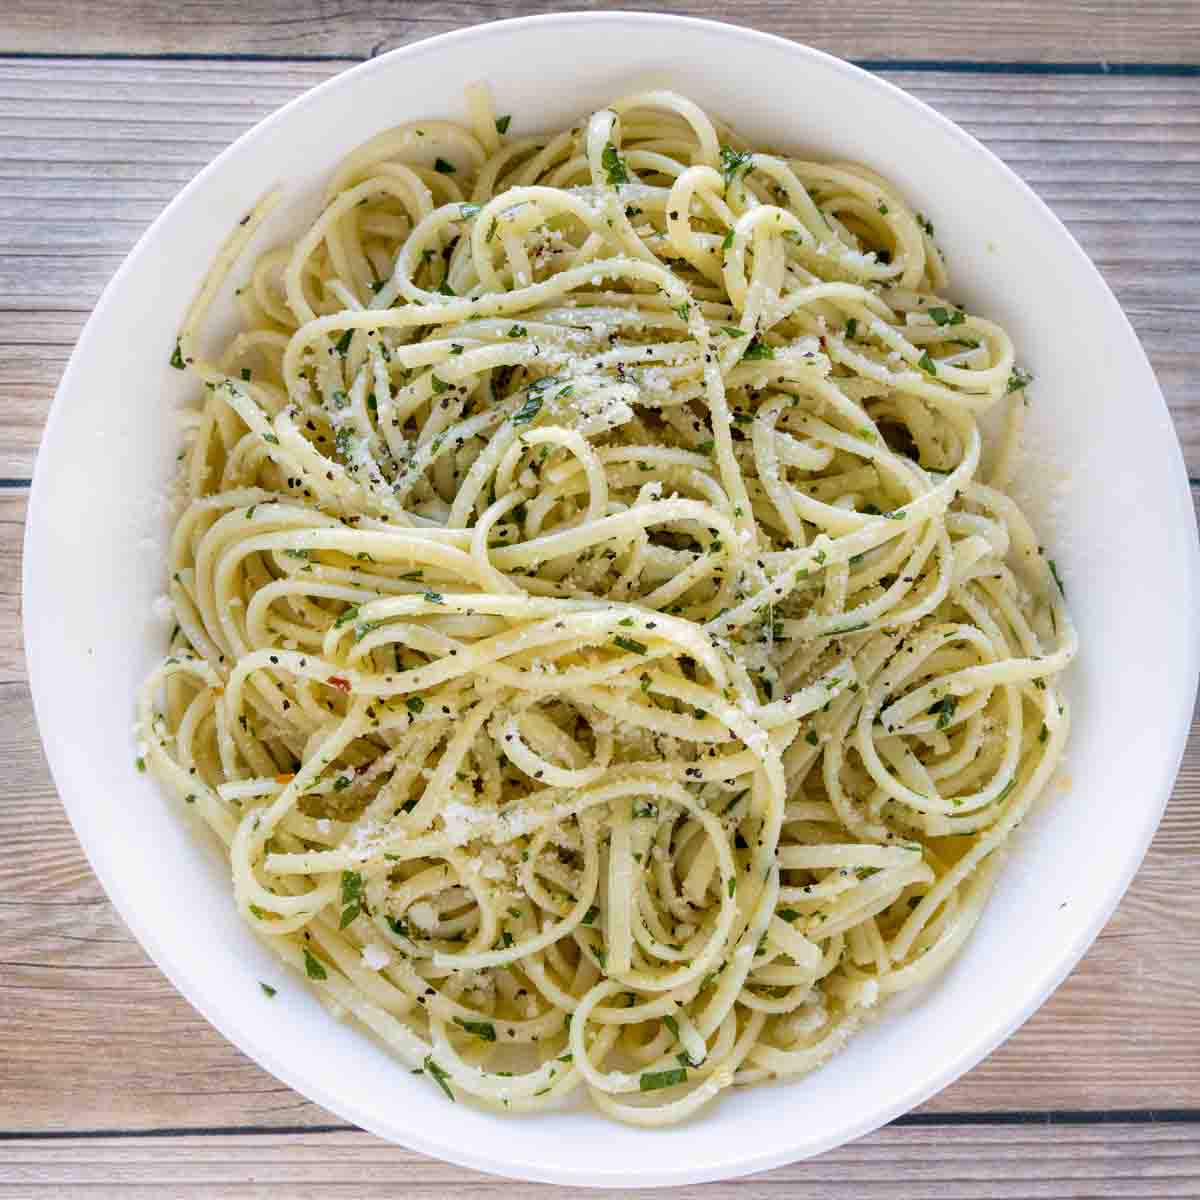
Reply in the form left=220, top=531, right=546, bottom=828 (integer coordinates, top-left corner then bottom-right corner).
left=0, top=51, right=1197, bottom=74
left=2, top=1110, right=1199, bottom=1142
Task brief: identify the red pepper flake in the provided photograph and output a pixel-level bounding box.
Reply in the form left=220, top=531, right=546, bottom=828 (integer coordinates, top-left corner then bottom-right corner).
left=328, top=676, right=352, bottom=693
left=274, top=773, right=295, bottom=785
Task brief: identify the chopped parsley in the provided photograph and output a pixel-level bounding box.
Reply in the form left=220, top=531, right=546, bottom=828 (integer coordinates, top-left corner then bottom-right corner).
left=582, top=905, right=600, bottom=926
left=454, top=1017, right=497, bottom=1042
left=340, top=870, right=364, bottom=928
left=430, top=373, right=450, bottom=394
left=303, top=949, right=327, bottom=981
left=459, top=202, right=482, bottom=219
left=433, top=157, right=456, bottom=175
left=806, top=730, right=819, bottom=747
left=671, top=301, right=691, bottom=322
left=423, top=590, right=445, bottom=604
left=741, top=337, right=775, bottom=362
left=845, top=317, right=858, bottom=340
left=614, top=635, right=648, bottom=654
left=406, top=696, right=425, bottom=714
left=929, top=306, right=965, bottom=327
left=259, top=982, right=277, bottom=998
left=424, top=1055, right=455, bottom=1101
left=930, top=695, right=958, bottom=730
left=495, top=114, right=512, bottom=134
left=334, top=329, right=353, bottom=356
left=170, top=340, right=185, bottom=369
left=507, top=324, right=527, bottom=338
left=1007, top=366, right=1034, bottom=393
left=640, top=1068, right=687, bottom=1092
left=719, top=144, right=753, bottom=188
left=1049, top=559, right=1066, bottom=597
left=601, top=143, right=629, bottom=188
left=917, top=350, right=937, bottom=376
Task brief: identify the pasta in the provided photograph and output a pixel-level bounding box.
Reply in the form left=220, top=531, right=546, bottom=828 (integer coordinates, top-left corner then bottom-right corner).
left=137, top=86, right=1075, bottom=1125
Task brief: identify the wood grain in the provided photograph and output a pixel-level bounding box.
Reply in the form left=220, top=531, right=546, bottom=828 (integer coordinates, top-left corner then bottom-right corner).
left=2, top=1124, right=1199, bottom=1197
left=2, top=479, right=1198, bottom=1132
left=1, top=62, right=1196, bottom=480
left=6, top=0, right=1200, bottom=64
left=4, top=5, right=1200, bottom=1184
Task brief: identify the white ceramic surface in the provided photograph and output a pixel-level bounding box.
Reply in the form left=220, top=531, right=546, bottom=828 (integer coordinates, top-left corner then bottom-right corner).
left=24, top=12, right=1200, bottom=1188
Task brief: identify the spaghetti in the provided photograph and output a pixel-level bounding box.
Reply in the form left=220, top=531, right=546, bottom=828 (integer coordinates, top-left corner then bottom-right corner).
left=137, top=87, right=1075, bottom=1125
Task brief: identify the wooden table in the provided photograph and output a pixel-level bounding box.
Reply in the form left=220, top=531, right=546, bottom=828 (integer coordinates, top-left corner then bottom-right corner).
left=2, top=3, right=1198, bottom=1194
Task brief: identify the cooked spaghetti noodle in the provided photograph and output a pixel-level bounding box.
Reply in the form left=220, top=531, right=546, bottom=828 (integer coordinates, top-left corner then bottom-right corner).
left=137, top=86, right=1075, bottom=1125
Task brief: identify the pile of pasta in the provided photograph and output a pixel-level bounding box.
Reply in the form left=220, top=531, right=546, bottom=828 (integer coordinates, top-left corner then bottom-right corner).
left=138, top=88, right=1075, bottom=1125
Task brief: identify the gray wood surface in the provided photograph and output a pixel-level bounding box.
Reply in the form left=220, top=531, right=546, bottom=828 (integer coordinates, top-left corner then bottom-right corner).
left=5, top=0, right=1200, bottom=64
left=1, top=1124, right=1197, bottom=1197
left=2, top=2, right=1199, bottom=1192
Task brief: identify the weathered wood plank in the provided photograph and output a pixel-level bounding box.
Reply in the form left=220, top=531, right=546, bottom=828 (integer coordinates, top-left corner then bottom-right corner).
left=5, top=0, right=1200, bottom=64
left=1, top=62, right=1196, bottom=479
left=1, top=1124, right=1197, bottom=1197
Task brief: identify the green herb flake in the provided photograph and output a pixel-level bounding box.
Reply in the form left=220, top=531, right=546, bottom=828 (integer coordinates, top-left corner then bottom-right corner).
left=931, top=695, right=958, bottom=730
left=639, top=1067, right=687, bottom=1092
left=303, top=949, right=328, bottom=981
left=582, top=905, right=599, bottom=926
left=778, top=908, right=801, bottom=922
left=671, top=301, right=691, bottom=322
left=917, top=350, right=937, bottom=376
left=424, top=1055, right=455, bottom=1101
left=877, top=200, right=889, bottom=215
left=721, top=229, right=735, bottom=252
left=334, top=329, right=353, bottom=356
left=495, top=114, right=512, bottom=134
left=170, top=340, right=185, bottom=369
left=845, top=317, right=858, bottom=340
left=663, top=1014, right=680, bottom=1040
left=340, top=869, right=364, bottom=928
left=423, top=590, right=445, bottom=604
left=1049, top=559, right=1066, bottom=597
left=614, top=635, right=648, bottom=655
left=454, top=1017, right=497, bottom=1042
left=727, top=876, right=737, bottom=897
left=806, top=730, right=819, bottom=747
left=512, top=394, right=544, bottom=425
left=719, top=144, right=753, bottom=188
left=406, top=695, right=425, bottom=715
left=929, top=306, right=965, bottom=327
left=430, top=374, right=450, bottom=395
left=601, top=143, right=629, bottom=188
left=434, top=157, right=456, bottom=175
left=1007, top=366, right=1034, bottom=393
left=741, top=338, right=775, bottom=362
left=241, top=367, right=252, bottom=381
left=259, top=981, right=277, bottom=998
left=507, top=324, right=528, bottom=338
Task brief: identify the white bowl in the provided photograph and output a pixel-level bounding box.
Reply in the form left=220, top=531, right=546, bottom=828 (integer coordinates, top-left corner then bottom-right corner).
left=24, top=11, right=1200, bottom=1188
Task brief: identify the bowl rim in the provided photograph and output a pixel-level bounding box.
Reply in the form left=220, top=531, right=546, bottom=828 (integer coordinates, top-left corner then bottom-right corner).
left=24, top=9, right=1200, bottom=1187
